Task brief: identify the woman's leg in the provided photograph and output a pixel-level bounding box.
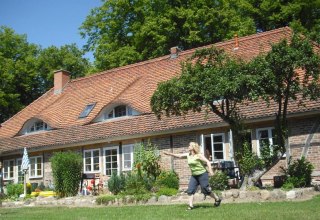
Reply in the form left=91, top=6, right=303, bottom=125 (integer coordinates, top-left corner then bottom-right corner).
left=187, top=175, right=198, bottom=209
left=198, top=172, right=221, bottom=204
left=189, top=194, right=194, bottom=208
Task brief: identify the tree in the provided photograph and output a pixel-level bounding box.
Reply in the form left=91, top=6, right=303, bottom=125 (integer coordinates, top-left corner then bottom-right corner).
left=0, top=26, right=91, bottom=123
left=0, top=26, right=40, bottom=122
left=80, top=0, right=256, bottom=70
left=36, top=44, right=91, bottom=93
left=151, top=47, right=257, bottom=153
left=252, top=35, right=320, bottom=156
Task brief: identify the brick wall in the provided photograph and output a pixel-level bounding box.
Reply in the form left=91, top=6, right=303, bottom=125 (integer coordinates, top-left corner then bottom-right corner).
left=261, top=116, right=320, bottom=185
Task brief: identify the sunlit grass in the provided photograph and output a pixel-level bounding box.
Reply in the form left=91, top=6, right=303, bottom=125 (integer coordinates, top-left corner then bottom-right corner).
left=1, top=195, right=320, bottom=220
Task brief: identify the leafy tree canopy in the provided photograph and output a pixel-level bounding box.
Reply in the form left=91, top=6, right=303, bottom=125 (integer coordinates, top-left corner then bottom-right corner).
left=251, top=34, right=320, bottom=150
left=80, top=0, right=256, bottom=70
left=0, top=26, right=91, bottom=123
left=80, top=0, right=320, bottom=71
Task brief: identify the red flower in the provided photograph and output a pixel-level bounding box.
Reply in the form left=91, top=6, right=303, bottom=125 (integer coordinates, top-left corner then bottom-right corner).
left=87, top=186, right=92, bottom=191
left=91, top=179, right=95, bottom=184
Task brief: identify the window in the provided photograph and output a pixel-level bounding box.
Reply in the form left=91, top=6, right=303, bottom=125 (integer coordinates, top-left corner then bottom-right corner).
left=103, top=146, right=119, bottom=176
left=79, top=103, right=96, bottom=118
left=105, top=105, right=133, bottom=119
left=256, top=127, right=276, bottom=157
left=122, top=144, right=134, bottom=171
left=84, top=149, right=100, bottom=173
left=202, top=133, right=225, bottom=161
left=3, top=159, right=14, bottom=180
left=28, top=121, right=48, bottom=133
left=29, top=156, right=43, bottom=178
left=16, top=158, right=24, bottom=183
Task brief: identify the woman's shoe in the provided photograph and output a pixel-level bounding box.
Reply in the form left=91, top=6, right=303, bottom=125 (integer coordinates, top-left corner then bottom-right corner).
left=214, top=198, right=221, bottom=207
left=186, top=205, right=194, bottom=210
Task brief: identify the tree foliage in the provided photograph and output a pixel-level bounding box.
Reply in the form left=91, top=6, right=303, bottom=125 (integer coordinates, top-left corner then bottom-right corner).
left=50, top=151, right=83, bottom=197
left=252, top=35, right=320, bottom=152
left=80, top=0, right=256, bottom=70
left=80, top=0, right=320, bottom=71
left=0, top=26, right=91, bottom=123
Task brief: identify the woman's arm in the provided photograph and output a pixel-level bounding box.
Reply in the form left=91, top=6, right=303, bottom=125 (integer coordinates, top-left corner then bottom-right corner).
left=164, top=151, right=188, bottom=159
left=198, top=154, right=214, bottom=176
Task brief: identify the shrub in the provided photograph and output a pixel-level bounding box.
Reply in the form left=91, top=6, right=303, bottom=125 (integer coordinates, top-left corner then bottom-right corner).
left=108, top=172, right=126, bottom=195
left=124, top=172, right=148, bottom=195
left=237, top=142, right=263, bottom=176
left=96, top=195, right=118, bottom=205
left=281, top=181, right=295, bottom=191
left=282, top=157, right=314, bottom=188
left=209, top=171, right=229, bottom=191
left=6, top=182, right=23, bottom=197
left=133, top=141, right=161, bottom=179
left=156, top=187, right=178, bottom=196
left=155, top=170, right=179, bottom=189
left=50, top=151, right=83, bottom=197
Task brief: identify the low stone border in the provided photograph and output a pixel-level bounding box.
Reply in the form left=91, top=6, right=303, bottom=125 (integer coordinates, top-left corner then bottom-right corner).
left=2, top=187, right=319, bottom=208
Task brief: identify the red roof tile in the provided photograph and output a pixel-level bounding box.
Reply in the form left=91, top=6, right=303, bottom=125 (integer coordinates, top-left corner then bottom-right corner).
left=1, top=27, right=319, bottom=154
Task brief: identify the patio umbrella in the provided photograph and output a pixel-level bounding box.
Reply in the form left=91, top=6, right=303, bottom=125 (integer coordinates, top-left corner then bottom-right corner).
left=21, top=147, right=30, bottom=197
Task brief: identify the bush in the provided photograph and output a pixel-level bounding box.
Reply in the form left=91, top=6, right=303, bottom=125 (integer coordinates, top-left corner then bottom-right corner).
left=209, top=171, right=229, bottom=191
left=133, top=141, right=161, bottom=179
left=283, top=157, right=314, bottom=188
left=6, top=182, right=23, bottom=197
left=50, top=151, right=83, bottom=197
left=237, top=142, right=263, bottom=176
left=155, top=170, right=179, bottom=189
left=124, top=172, right=149, bottom=195
left=108, top=172, right=126, bottom=195
left=96, top=195, right=118, bottom=205
left=156, top=187, right=178, bottom=196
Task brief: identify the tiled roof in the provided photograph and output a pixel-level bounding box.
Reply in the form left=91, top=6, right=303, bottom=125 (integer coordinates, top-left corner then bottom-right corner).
left=0, top=27, right=319, bottom=154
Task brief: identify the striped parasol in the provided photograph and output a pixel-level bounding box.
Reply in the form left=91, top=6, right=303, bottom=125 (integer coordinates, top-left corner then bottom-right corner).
left=21, top=147, right=30, bottom=171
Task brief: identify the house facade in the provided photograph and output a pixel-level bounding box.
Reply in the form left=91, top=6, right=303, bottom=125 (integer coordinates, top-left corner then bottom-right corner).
left=0, top=27, right=319, bottom=190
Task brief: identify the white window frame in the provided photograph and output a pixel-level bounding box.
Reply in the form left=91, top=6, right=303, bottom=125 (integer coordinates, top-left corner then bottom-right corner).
left=3, top=159, right=15, bottom=180
left=103, top=146, right=119, bottom=176
left=16, top=158, right=24, bottom=183
left=28, top=121, right=48, bottom=133
left=83, top=149, right=100, bottom=173
left=104, top=105, right=135, bottom=120
left=29, top=156, right=43, bottom=178
left=256, top=127, right=275, bottom=157
left=201, top=133, right=226, bottom=162
left=122, top=144, right=134, bottom=171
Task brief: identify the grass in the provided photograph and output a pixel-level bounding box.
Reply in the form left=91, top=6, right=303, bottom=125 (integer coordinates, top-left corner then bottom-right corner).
left=1, top=195, right=320, bottom=220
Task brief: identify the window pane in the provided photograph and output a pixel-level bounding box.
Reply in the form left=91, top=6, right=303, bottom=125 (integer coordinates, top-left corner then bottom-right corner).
left=85, top=158, right=91, bottom=164
left=123, top=147, right=131, bottom=153
left=115, top=105, right=126, bottom=117
left=124, top=154, right=130, bottom=160
left=94, top=164, right=99, bottom=171
left=214, top=143, right=223, bottom=151
left=124, top=161, right=131, bottom=169
left=214, top=152, right=224, bottom=159
left=213, top=136, right=222, bottom=142
left=93, top=157, right=99, bottom=164
left=85, top=151, right=91, bottom=158
left=93, top=150, right=99, bottom=157
left=259, top=130, right=268, bottom=139
left=105, top=156, right=111, bottom=163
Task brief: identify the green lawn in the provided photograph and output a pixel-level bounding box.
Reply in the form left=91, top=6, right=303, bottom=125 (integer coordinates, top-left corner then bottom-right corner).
left=1, top=195, right=320, bottom=220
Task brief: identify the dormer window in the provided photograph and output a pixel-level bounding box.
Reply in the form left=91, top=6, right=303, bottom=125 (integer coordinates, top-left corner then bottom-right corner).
left=29, top=121, right=48, bottom=133
left=105, top=105, right=134, bottom=119
left=79, top=103, right=96, bottom=118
